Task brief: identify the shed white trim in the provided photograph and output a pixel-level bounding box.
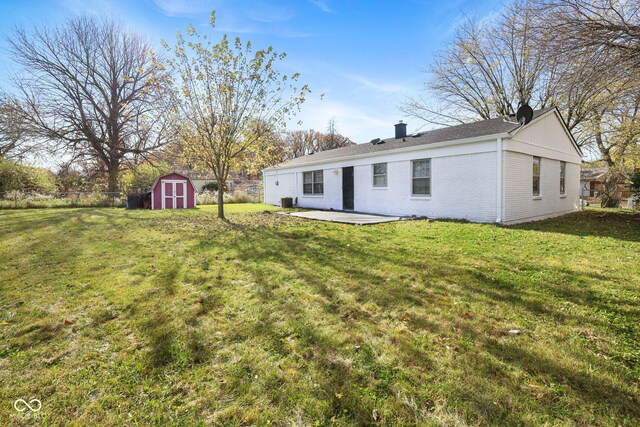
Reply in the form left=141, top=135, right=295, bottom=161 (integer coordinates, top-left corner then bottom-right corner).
left=160, top=179, right=188, bottom=210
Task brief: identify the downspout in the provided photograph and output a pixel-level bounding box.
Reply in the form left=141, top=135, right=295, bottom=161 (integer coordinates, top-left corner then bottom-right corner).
left=496, top=137, right=503, bottom=223
left=263, top=170, right=267, bottom=204
left=295, top=171, right=299, bottom=205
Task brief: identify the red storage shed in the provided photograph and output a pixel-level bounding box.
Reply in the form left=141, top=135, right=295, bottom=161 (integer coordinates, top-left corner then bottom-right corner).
left=150, top=172, right=197, bottom=209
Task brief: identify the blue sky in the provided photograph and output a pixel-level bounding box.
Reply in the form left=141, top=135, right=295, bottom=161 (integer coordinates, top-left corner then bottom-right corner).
left=0, top=0, right=503, bottom=144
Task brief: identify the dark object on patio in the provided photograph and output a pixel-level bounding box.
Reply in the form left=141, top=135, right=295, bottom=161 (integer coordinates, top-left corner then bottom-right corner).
left=126, top=195, right=139, bottom=210
left=281, top=197, right=293, bottom=208
left=142, top=192, right=151, bottom=209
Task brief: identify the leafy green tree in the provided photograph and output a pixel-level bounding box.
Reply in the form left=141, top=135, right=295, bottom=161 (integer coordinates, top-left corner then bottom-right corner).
left=120, top=162, right=172, bottom=193
left=630, top=171, right=640, bottom=201
left=55, top=163, right=87, bottom=192
left=164, top=12, right=310, bottom=218
left=0, top=158, right=56, bottom=193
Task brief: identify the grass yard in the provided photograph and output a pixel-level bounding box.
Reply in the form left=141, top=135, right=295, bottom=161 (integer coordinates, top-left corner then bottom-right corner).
left=0, top=204, right=639, bottom=426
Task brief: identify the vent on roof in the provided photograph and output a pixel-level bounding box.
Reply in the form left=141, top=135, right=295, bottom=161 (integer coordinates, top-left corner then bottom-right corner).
left=370, top=138, right=381, bottom=145
left=503, top=114, right=518, bottom=124
left=411, top=132, right=422, bottom=138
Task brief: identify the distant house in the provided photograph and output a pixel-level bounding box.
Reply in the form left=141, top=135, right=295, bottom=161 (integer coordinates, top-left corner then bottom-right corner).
left=263, top=107, right=583, bottom=224
left=176, top=172, right=259, bottom=192
left=580, top=167, right=634, bottom=204
left=580, top=167, right=607, bottom=198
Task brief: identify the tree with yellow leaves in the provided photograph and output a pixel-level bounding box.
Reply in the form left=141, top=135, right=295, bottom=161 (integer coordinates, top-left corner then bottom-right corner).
left=164, top=12, right=310, bottom=218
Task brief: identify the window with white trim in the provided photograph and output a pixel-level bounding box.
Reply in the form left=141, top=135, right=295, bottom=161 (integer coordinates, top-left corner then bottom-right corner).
left=303, top=170, right=323, bottom=195
left=412, top=159, right=431, bottom=196
left=372, top=163, right=387, bottom=187
left=560, top=161, right=566, bottom=195
left=533, top=156, right=541, bottom=196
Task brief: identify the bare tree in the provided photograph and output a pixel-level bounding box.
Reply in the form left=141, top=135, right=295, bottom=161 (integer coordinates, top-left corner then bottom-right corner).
left=533, top=0, right=640, bottom=72
left=7, top=17, right=174, bottom=193
left=283, top=130, right=322, bottom=159
left=531, top=0, right=640, bottom=205
left=0, top=95, right=37, bottom=160
left=401, top=0, right=637, bottom=153
left=322, top=118, right=354, bottom=151
left=400, top=2, right=555, bottom=126
left=281, top=121, right=353, bottom=161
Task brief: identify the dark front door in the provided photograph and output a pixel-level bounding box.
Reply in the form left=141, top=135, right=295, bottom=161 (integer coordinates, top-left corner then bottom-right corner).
left=342, top=166, right=354, bottom=210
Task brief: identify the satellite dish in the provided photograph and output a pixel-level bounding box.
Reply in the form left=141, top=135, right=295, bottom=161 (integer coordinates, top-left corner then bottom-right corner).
left=516, top=104, right=534, bottom=125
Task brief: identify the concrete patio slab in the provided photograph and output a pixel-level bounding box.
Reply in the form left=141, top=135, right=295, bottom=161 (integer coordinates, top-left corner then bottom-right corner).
left=286, top=210, right=403, bottom=225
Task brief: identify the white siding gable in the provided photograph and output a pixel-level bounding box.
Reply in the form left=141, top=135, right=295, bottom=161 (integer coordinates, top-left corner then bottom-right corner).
left=501, top=110, right=582, bottom=224
left=506, top=111, right=582, bottom=162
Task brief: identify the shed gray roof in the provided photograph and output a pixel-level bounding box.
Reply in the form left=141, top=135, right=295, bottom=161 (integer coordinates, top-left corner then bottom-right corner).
left=270, top=107, right=556, bottom=169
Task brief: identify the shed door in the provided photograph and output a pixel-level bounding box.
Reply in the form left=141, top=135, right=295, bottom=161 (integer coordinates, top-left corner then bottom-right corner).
left=163, top=181, right=174, bottom=209
left=162, top=180, right=188, bottom=209
left=175, top=181, right=185, bottom=209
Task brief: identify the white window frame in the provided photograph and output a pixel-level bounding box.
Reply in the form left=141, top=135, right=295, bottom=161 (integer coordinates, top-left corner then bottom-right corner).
left=560, top=161, right=566, bottom=196
left=372, top=163, right=387, bottom=188
left=411, top=159, right=431, bottom=197
left=533, top=156, right=541, bottom=197
left=302, top=170, right=324, bottom=195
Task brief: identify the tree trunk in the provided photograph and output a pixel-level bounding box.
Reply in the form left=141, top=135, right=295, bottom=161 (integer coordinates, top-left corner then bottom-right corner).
left=592, top=113, right=620, bottom=208
left=217, top=179, right=225, bottom=219
left=601, top=174, right=621, bottom=208
left=107, top=164, right=119, bottom=194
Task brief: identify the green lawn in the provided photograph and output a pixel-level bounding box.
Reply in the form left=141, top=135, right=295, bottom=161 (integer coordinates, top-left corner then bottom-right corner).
left=1, top=205, right=639, bottom=426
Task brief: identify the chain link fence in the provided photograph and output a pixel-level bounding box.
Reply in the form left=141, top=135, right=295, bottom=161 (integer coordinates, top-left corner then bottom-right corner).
left=0, top=191, right=125, bottom=209
left=0, top=182, right=264, bottom=209
left=580, top=183, right=638, bottom=209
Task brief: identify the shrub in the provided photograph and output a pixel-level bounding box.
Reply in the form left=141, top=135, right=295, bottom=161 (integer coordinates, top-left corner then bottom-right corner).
left=195, top=190, right=261, bottom=205
left=201, top=181, right=219, bottom=192
left=120, top=162, right=172, bottom=193
left=202, top=181, right=228, bottom=192
left=0, top=158, right=56, bottom=194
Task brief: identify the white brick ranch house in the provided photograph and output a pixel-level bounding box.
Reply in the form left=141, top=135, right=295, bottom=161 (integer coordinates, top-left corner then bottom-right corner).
left=263, top=107, right=583, bottom=224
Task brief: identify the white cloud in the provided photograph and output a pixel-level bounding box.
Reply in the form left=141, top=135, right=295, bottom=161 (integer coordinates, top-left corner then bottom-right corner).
left=345, top=74, right=410, bottom=94
left=309, top=0, right=332, bottom=13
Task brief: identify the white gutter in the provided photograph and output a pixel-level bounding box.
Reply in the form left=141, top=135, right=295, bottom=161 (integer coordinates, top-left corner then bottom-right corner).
left=496, top=137, right=503, bottom=223
left=263, top=132, right=510, bottom=173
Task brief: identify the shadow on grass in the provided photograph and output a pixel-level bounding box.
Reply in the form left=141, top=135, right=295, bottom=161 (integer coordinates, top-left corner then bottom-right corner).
left=3, top=207, right=639, bottom=424
left=507, top=210, right=640, bottom=242
left=201, top=213, right=640, bottom=424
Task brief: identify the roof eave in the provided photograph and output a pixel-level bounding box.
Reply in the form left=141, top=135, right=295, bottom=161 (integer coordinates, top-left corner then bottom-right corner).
left=262, top=132, right=510, bottom=172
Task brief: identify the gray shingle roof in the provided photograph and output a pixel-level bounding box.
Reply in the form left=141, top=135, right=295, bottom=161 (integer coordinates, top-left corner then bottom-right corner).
left=580, top=167, right=607, bottom=181
left=270, top=107, right=556, bottom=169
